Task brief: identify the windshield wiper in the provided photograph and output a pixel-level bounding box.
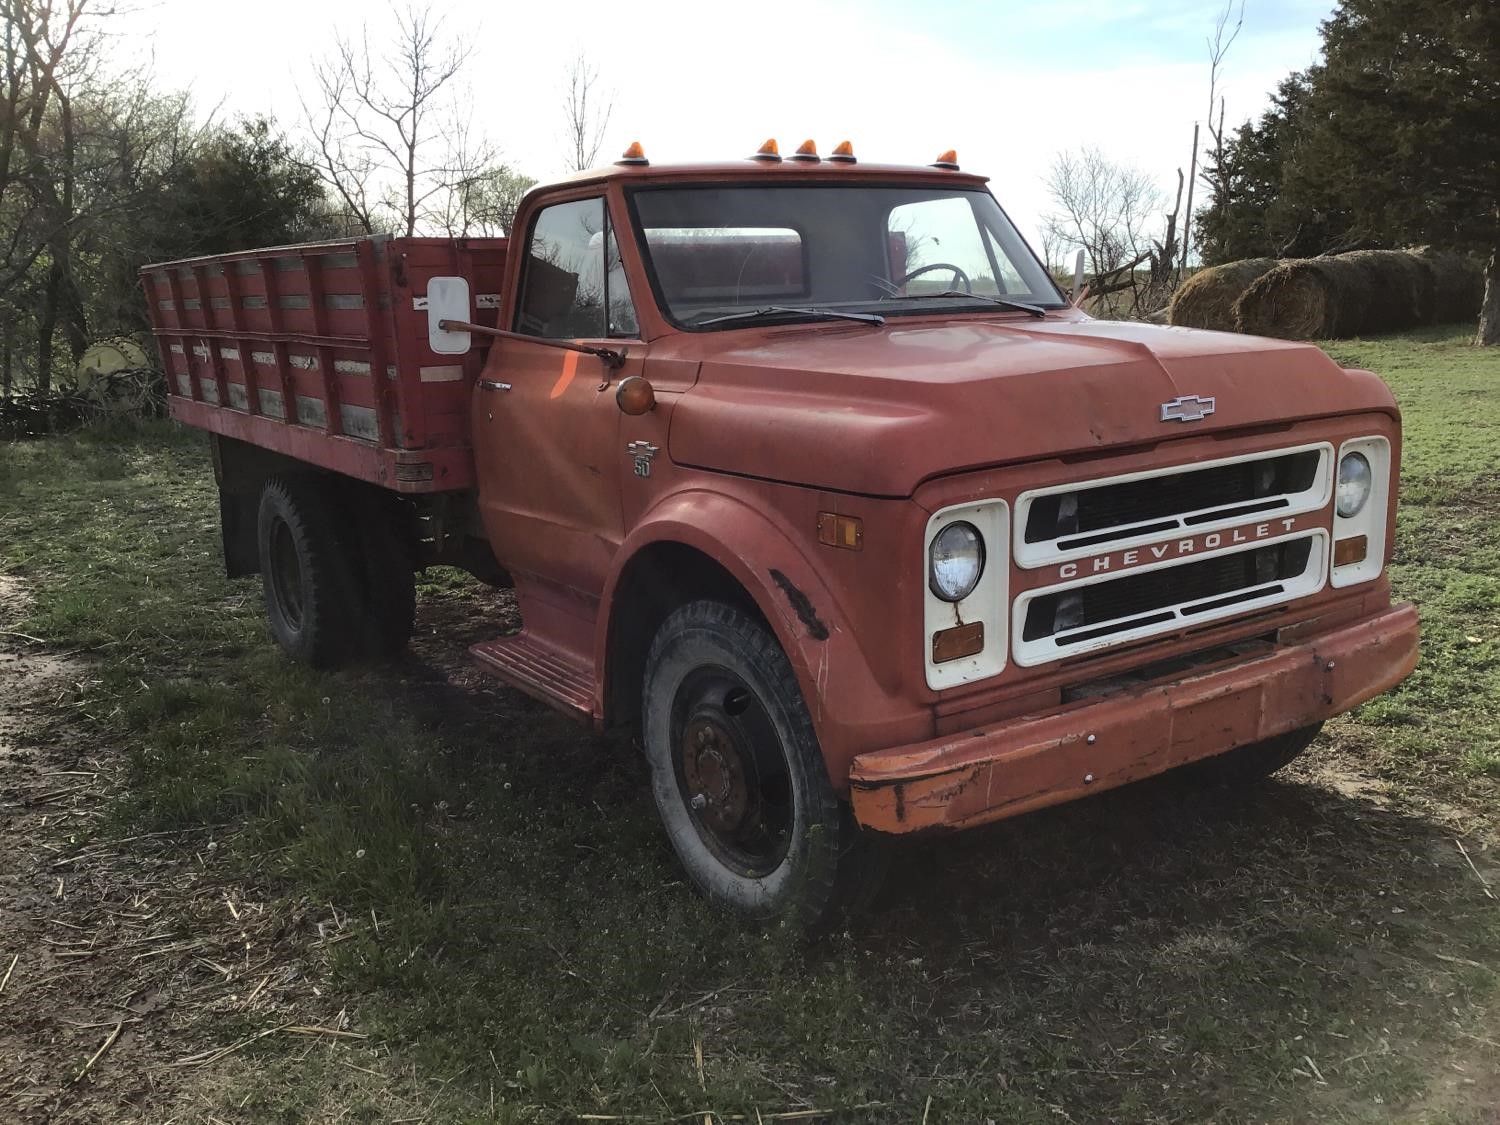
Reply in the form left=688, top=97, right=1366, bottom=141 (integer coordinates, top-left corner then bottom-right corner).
left=905, top=291, right=1048, bottom=318
left=692, top=305, right=885, bottom=328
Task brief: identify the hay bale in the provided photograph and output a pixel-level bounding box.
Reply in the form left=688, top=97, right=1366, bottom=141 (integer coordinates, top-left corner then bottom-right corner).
left=1236, top=250, right=1449, bottom=340
left=1168, top=258, right=1277, bottom=330
left=1411, top=248, right=1484, bottom=324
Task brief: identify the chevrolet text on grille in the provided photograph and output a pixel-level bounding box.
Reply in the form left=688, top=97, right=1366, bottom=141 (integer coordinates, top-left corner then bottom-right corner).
left=1055, top=516, right=1306, bottom=580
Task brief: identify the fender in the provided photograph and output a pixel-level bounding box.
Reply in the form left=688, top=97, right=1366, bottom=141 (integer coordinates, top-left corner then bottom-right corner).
left=595, top=488, right=932, bottom=787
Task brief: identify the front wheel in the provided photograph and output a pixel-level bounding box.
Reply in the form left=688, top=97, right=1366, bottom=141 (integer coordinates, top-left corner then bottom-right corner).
left=641, top=601, right=886, bottom=928
left=1185, top=722, right=1324, bottom=786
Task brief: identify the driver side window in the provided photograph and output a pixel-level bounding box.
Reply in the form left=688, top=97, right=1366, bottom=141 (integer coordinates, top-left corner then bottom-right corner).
left=515, top=198, right=638, bottom=339
left=887, top=197, right=1004, bottom=296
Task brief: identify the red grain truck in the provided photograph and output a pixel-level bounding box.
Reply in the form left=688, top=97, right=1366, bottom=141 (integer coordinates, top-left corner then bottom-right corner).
left=141, top=141, right=1419, bottom=926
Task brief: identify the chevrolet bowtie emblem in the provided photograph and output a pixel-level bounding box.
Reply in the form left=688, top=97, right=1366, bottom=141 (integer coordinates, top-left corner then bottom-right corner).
left=1160, top=394, right=1216, bottom=423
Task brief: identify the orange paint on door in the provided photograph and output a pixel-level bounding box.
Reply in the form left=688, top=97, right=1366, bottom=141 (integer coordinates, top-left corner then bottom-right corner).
left=549, top=351, right=581, bottom=399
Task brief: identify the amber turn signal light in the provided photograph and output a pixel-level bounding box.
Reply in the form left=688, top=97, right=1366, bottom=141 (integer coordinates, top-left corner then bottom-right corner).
left=931, top=149, right=959, bottom=170
left=615, top=375, right=656, bottom=415
left=817, top=512, right=863, bottom=551
left=932, top=622, right=984, bottom=664
left=1333, top=534, right=1368, bottom=568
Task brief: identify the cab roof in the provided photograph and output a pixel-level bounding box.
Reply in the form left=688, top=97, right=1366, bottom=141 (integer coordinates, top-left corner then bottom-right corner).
left=543, top=157, right=992, bottom=193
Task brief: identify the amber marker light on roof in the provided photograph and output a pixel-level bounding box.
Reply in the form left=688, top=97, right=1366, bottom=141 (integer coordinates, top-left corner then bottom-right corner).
left=616, top=141, right=648, bottom=166
left=829, top=140, right=857, bottom=163
left=931, top=149, right=960, bottom=170
left=751, top=138, right=782, bottom=161
left=791, top=139, right=820, bottom=162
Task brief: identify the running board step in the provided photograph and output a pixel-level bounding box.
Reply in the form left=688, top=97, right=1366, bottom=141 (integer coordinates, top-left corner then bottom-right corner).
left=470, top=633, right=595, bottom=722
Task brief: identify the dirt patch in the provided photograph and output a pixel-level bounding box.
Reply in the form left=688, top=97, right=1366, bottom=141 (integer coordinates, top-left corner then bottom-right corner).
left=0, top=577, right=356, bottom=1122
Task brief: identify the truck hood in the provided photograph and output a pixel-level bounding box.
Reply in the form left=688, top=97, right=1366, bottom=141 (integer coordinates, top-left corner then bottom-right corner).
left=665, top=317, right=1397, bottom=498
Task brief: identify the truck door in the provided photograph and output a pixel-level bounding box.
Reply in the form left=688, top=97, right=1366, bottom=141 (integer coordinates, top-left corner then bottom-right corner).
left=472, top=195, right=643, bottom=599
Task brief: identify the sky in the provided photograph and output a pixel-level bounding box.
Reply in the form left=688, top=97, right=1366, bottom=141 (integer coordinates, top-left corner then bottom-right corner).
left=117, top=0, right=1336, bottom=253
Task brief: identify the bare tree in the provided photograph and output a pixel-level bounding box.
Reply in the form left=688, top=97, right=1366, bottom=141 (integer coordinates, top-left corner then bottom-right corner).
left=439, top=162, right=536, bottom=237
left=562, top=53, right=612, bottom=172
left=0, top=0, right=92, bottom=301
left=301, top=6, right=494, bottom=236
left=1043, top=147, right=1164, bottom=278
left=1184, top=0, right=1245, bottom=270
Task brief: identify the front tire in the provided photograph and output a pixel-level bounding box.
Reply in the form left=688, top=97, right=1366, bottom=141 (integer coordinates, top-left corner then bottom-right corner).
left=1186, top=722, right=1324, bottom=785
left=641, top=600, right=886, bottom=928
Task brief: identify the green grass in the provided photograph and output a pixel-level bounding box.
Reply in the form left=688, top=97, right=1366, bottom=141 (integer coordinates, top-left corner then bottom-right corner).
left=2, top=331, right=1497, bottom=1123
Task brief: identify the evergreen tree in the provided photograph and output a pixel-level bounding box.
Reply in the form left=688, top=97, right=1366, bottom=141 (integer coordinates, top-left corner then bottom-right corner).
left=1199, top=0, right=1500, bottom=343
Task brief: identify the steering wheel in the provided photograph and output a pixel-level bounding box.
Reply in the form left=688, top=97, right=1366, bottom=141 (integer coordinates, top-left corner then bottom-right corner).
left=901, top=262, right=973, bottom=293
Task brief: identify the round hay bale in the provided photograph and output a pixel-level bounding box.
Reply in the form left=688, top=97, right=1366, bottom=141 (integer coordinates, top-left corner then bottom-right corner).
left=1411, top=248, right=1484, bottom=325
left=1168, top=258, right=1277, bottom=330
left=1235, top=250, right=1440, bottom=340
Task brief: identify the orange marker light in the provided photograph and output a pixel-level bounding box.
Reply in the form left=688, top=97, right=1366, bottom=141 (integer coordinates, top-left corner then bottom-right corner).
left=617, top=141, right=649, bottom=166
left=752, top=138, right=781, bottom=161
left=615, top=375, right=657, bottom=416
left=791, top=139, right=819, bottom=161
left=829, top=140, right=857, bottom=163
left=932, top=149, right=959, bottom=170
left=932, top=622, right=984, bottom=664
left=817, top=512, right=863, bottom=551
left=1333, top=534, right=1368, bottom=568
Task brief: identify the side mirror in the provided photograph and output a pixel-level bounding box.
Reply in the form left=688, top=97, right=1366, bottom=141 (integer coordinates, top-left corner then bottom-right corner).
left=427, top=276, right=472, bottom=355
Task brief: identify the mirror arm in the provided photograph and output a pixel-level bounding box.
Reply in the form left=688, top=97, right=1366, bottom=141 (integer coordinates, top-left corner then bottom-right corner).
left=438, top=320, right=627, bottom=369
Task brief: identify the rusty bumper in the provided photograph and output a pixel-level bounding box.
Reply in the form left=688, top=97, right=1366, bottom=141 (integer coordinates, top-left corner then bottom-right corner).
left=849, top=602, right=1420, bottom=834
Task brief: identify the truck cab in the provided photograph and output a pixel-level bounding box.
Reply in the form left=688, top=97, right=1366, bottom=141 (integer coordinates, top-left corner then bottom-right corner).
left=144, top=141, right=1420, bottom=927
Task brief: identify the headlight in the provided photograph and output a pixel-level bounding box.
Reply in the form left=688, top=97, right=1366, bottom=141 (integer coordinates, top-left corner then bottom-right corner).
left=929, top=521, right=985, bottom=602
left=1336, top=452, right=1372, bottom=518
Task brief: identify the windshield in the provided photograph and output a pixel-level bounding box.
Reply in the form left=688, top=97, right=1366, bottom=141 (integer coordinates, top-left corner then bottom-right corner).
left=628, top=183, right=1065, bottom=330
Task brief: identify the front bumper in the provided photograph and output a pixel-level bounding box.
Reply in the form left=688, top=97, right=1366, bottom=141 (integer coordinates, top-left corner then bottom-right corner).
left=848, top=602, right=1420, bottom=834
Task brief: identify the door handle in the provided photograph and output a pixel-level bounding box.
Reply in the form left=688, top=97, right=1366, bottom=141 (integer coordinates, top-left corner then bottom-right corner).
left=479, top=379, right=512, bottom=392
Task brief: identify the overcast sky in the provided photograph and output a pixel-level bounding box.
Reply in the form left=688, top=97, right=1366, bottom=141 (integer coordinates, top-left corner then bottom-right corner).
left=119, top=0, right=1335, bottom=251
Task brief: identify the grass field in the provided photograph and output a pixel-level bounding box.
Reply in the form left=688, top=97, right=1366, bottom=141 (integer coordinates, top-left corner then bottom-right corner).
left=1, top=326, right=1497, bottom=1122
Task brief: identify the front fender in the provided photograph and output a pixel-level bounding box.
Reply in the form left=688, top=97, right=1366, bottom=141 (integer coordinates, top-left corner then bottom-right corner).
left=597, top=488, right=932, bottom=787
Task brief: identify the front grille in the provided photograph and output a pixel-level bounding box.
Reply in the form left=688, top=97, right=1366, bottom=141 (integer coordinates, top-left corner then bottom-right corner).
left=1011, top=531, right=1328, bottom=667
left=1022, top=538, right=1314, bottom=645
left=1016, top=444, right=1331, bottom=568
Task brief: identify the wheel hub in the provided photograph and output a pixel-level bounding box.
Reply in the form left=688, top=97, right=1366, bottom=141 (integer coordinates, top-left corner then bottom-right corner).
left=681, top=716, right=750, bottom=833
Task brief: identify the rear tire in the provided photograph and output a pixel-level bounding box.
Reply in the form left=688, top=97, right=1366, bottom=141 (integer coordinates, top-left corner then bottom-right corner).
left=641, top=600, right=886, bottom=929
left=256, top=475, right=365, bottom=668
left=351, top=492, right=416, bottom=658
left=1186, top=722, right=1323, bottom=786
